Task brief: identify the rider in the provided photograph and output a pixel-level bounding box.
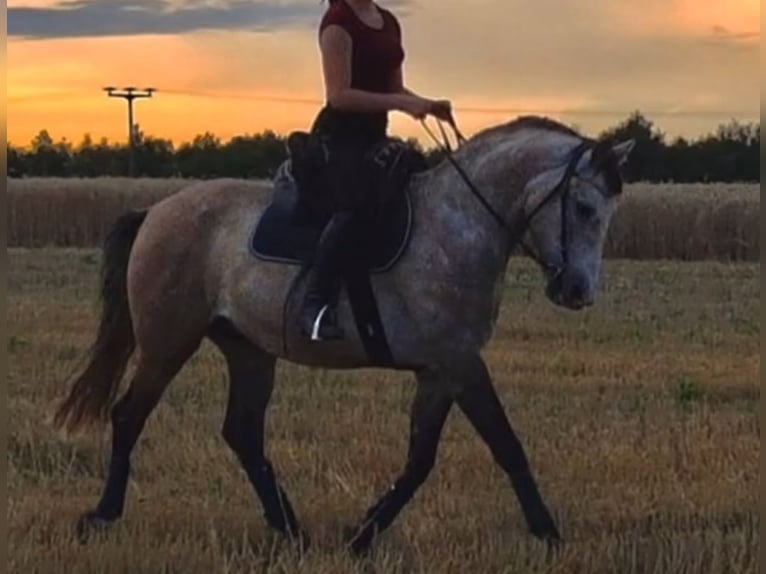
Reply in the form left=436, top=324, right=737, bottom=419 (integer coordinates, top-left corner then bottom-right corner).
left=297, top=0, right=453, bottom=341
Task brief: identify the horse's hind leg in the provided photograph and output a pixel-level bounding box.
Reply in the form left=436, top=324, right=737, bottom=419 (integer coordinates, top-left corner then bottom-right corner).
left=76, top=353, right=189, bottom=541
left=209, top=320, right=303, bottom=542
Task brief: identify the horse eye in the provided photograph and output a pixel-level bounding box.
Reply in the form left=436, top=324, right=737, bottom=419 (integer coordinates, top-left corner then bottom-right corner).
left=576, top=201, right=597, bottom=220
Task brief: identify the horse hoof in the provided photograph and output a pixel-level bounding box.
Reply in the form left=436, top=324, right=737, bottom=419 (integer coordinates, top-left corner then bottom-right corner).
left=286, top=528, right=311, bottom=553
left=343, top=525, right=373, bottom=557
left=532, top=526, right=564, bottom=557
left=529, top=515, right=561, bottom=541
left=545, top=533, right=564, bottom=552
left=75, top=512, right=112, bottom=543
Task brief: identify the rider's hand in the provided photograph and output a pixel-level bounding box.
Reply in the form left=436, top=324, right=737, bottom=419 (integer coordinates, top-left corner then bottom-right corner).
left=398, top=95, right=434, bottom=120
left=429, top=99, right=453, bottom=123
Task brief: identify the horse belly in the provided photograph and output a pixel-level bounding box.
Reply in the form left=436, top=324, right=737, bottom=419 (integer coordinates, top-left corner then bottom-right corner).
left=221, top=263, right=425, bottom=369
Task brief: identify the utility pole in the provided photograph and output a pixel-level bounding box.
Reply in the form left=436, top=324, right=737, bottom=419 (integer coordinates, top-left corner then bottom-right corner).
left=103, top=86, right=156, bottom=176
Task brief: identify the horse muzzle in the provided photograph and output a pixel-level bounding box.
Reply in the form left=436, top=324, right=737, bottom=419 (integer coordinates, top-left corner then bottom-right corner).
left=545, top=268, right=595, bottom=310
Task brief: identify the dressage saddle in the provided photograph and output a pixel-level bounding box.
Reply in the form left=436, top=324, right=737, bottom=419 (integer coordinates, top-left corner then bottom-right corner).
left=249, top=132, right=427, bottom=365
left=250, top=132, right=425, bottom=273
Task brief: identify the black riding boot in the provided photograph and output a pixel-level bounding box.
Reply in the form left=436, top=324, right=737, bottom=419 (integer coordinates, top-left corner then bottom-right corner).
left=298, top=211, right=354, bottom=341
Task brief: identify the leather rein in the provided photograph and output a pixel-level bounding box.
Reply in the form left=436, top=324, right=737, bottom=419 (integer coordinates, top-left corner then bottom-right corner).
left=420, top=116, right=592, bottom=279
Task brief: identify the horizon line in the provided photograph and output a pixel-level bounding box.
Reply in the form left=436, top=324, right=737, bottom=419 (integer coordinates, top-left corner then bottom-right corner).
left=7, top=116, right=761, bottom=150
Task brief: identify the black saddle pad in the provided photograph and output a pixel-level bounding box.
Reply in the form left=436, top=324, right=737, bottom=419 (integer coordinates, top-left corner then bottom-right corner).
left=250, top=179, right=413, bottom=274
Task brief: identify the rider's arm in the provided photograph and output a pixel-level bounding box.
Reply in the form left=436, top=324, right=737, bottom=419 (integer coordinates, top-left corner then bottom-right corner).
left=389, top=66, right=419, bottom=97
left=320, top=25, right=415, bottom=114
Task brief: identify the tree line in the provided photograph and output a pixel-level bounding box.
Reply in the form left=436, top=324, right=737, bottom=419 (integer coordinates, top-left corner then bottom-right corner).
left=6, top=112, right=760, bottom=182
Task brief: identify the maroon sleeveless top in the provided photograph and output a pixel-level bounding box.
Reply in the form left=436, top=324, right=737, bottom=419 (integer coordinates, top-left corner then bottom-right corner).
left=313, top=1, right=405, bottom=145
left=320, top=0, right=404, bottom=93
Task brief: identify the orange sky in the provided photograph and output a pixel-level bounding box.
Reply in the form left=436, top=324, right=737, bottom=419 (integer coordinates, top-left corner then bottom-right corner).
left=7, top=0, right=760, bottom=148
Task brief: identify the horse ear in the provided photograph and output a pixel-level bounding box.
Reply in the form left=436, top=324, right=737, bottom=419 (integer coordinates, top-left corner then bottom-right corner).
left=610, top=139, right=635, bottom=166
left=590, top=138, right=632, bottom=195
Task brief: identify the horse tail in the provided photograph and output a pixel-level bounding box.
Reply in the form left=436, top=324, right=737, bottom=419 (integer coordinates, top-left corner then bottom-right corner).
left=54, top=210, right=148, bottom=432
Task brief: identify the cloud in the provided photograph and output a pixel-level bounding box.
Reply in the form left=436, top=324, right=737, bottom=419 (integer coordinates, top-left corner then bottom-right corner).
left=708, top=24, right=760, bottom=43
left=8, top=0, right=414, bottom=40
left=398, top=0, right=758, bottom=130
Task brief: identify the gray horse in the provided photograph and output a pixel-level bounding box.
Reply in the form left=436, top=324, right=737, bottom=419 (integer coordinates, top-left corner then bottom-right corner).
left=54, top=116, right=634, bottom=553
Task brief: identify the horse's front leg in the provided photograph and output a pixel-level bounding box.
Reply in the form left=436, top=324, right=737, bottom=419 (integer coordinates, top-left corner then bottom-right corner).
left=346, top=353, right=559, bottom=555
left=345, top=367, right=453, bottom=554
left=451, top=353, right=561, bottom=542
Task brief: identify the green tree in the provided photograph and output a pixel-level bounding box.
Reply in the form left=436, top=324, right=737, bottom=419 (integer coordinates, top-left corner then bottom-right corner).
left=8, top=143, right=26, bottom=177
left=132, top=126, right=176, bottom=177
left=220, top=130, right=287, bottom=179
left=27, top=130, right=72, bottom=176
left=6, top=119, right=759, bottom=182
left=176, top=132, right=223, bottom=178
left=599, top=112, right=667, bottom=181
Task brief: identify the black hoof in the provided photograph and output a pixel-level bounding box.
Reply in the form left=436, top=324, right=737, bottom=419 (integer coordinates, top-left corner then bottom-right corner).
left=75, top=512, right=113, bottom=543
left=528, top=511, right=561, bottom=540
left=544, top=532, right=564, bottom=551
left=530, top=522, right=564, bottom=556
left=541, top=533, right=565, bottom=563
left=343, top=525, right=375, bottom=557
left=534, top=525, right=561, bottom=541
left=285, top=528, right=311, bottom=553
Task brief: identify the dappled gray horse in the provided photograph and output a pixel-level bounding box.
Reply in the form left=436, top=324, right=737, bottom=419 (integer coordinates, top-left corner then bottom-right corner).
left=55, top=116, right=634, bottom=553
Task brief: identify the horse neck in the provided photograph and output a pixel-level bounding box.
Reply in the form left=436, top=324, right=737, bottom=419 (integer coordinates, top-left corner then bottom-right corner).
left=415, top=129, right=577, bottom=279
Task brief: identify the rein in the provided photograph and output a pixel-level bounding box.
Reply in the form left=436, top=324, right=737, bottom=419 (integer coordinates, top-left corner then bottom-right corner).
left=420, top=116, right=592, bottom=276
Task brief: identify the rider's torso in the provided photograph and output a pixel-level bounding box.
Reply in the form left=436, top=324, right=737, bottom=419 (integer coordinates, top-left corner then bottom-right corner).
left=314, top=1, right=405, bottom=145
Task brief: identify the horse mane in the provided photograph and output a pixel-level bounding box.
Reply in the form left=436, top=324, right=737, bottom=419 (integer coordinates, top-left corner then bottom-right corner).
left=473, top=115, right=586, bottom=141
left=467, top=115, right=624, bottom=195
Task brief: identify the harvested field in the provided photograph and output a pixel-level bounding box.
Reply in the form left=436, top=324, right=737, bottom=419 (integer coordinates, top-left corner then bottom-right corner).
left=6, top=178, right=760, bottom=260
left=8, top=248, right=759, bottom=573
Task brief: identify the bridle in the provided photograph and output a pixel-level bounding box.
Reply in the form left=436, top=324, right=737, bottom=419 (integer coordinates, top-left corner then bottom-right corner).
left=420, top=116, right=593, bottom=280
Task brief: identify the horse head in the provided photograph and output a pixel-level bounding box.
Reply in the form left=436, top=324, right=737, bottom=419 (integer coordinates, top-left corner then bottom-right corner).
left=426, top=116, right=635, bottom=312
left=520, top=137, right=634, bottom=309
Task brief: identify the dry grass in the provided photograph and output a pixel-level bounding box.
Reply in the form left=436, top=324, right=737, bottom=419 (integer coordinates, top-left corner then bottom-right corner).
left=7, top=178, right=189, bottom=248
left=606, top=183, right=759, bottom=261
left=8, top=248, right=759, bottom=573
left=6, top=178, right=760, bottom=260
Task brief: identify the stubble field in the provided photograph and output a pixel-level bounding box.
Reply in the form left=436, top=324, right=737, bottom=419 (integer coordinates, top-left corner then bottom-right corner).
left=8, top=247, right=759, bottom=573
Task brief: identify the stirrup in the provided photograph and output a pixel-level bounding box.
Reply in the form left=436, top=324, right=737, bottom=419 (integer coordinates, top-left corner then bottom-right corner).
left=305, top=304, right=344, bottom=342
left=311, top=305, right=329, bottom=341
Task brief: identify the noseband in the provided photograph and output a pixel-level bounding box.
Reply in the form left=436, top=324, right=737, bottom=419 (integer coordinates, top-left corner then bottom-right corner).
left=421, top=118, right=593, bottom=278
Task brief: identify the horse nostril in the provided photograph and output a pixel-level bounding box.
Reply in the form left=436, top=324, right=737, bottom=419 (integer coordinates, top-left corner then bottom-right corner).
left=569, top=282, right=584, bottom=302
left=567, top=277, right=591, bottom=305
left=546, top=270, right=564, bottom=301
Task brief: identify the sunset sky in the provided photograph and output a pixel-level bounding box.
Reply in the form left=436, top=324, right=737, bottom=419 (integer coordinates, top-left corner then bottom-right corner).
left=7, top=0, right=760, bottom=148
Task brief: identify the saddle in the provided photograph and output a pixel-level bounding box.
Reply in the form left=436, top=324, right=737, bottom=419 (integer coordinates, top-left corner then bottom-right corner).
left=250, top=132, right=427, bottom=365
left=251, top=132, right=426, bottom=272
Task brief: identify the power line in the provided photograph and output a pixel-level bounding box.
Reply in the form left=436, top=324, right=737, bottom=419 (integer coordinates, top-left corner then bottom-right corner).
left=160, top=88, right=320, bottom=106
left=8, top=91, right=94, bottom=103
left=150, top=88, right=761, bottom=120
left=8, top=86, right=757, bottom=120
left=454, top=106, right=758, bottom=119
